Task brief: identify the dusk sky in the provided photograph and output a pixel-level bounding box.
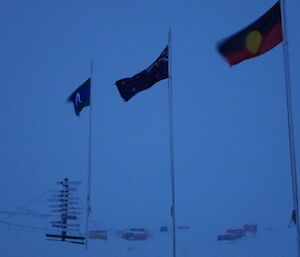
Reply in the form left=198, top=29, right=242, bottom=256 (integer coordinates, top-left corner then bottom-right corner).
left=1, top=0, right=300, bottom=257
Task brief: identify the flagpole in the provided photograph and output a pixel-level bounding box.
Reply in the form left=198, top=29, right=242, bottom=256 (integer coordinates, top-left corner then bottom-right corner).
left=85, top=60, right=94, bottom=249
left=280, top=1, right=300, bottom=255
left=168, top=27, right=177, bottom=257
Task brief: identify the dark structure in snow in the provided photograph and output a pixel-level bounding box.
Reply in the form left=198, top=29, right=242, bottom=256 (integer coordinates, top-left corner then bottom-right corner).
left=217, top=224, right=257, bottom=241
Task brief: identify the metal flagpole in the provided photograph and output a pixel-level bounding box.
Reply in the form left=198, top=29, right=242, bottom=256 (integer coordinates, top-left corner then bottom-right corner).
left=85, top=60, right=94, bottom=249
left=168, top=27, right=177, bottom=257
left=280, top=1, right=300, bottom=255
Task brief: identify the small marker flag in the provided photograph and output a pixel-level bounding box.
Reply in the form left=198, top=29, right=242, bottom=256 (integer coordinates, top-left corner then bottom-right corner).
left=115, top=46, right=168, bottom=101
left=68, top=78, right=91, bottom=116
left=218, top=1, right=283, bottom=65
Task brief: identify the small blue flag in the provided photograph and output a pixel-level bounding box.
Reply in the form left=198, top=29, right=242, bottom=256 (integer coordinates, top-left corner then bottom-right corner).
left=68, top=78, right=91, bottom=116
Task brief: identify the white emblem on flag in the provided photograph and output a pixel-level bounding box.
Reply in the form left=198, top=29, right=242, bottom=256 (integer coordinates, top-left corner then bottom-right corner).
left=75, top=92, right=82, bottom=106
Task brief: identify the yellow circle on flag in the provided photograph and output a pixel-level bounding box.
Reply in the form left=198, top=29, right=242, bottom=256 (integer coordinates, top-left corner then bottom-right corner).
left=245, top=30, right=262, bottom=54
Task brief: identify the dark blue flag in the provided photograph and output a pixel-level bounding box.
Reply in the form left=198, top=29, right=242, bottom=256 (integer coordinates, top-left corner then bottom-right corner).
left=115, top=46, right=168, bottom=101
left=68, top=78, right=91, bottom=116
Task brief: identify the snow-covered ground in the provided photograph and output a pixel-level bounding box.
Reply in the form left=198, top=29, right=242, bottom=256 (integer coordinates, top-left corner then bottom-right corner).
left=1, top=218, right=297, bottom=257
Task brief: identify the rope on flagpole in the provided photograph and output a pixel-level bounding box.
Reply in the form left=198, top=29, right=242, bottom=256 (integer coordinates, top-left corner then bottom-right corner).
left=85, top=60, right=94, bottom=250
left=280, top=1, right=300, bottom=256
left=168, top=27, right=177, bottom=257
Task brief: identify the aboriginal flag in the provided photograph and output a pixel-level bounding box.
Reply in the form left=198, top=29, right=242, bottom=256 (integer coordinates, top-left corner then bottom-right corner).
left=218, top=1, right=282, bottom=65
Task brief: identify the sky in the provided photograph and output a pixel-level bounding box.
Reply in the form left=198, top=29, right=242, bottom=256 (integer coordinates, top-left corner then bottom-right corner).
left=1, top=0, right=300, bottom=256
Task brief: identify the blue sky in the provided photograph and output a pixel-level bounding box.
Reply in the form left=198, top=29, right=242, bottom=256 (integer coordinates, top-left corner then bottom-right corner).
left=1, top=0, right=300, bottom=256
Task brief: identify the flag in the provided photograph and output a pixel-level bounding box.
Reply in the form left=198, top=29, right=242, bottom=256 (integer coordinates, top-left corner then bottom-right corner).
left=115, top=46, right=168, bottom=101
left=68, top=78, right=91, bottom=116
left=218, top=1, right=282, bottom=65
